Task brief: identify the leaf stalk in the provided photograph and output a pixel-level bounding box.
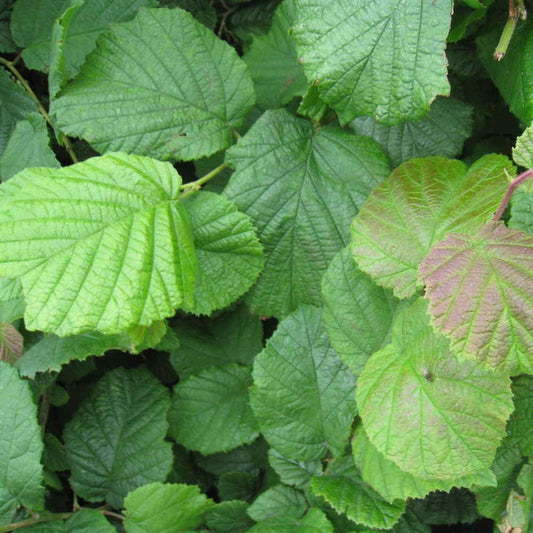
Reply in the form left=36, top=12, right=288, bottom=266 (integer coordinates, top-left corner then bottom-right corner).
left=492, top=168, right=533, bottom=221
left=179, top=163, right=227, bottom=199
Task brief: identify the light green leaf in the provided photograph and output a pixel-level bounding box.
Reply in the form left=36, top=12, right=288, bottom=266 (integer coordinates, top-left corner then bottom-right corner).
left=267, top=449, right=322, bottom=488
left=169, top=304, right=263, bottom=379
left=182, top=192, right=264, bottom=316
left=250, top=306, right=356, bottom=462
left=321, top=247, right=398, bottom=375
left=507, top=376, right=533, bottom=456
left=123, top=482, right=214, bottom=533
left=0, top=278, right=24, bottom=323
left=168, top=363, right=259, bottom=454
left=205, top=500, right=254, bottom=533
left=63, top=367, right=172, bottom=508
left=310, top=456, right=405, bottom=530
left=0, top=152, right=196, bottom=337
left=351, top=98, right=473, bottom=168
left=419, top=223, right=533, bottom=374
left=356, top=298, right=514, bottom=480
left=247, top=508, right=334, bottom=533
left=478, top=17, right=533, bottom=123
left=244, top=0, right=307, bottom=108
left=292, top=0, right=451, bottom=124
left=248, top=485, right=306, bottom=521
left=225, top=109, right=389, bottom=317
left=352, top=426, right=496, bottom=504
left=52, top=8, right=255, bottom=161
left=510, top=191, right=533, bottom=233
left=0, top=322, right=23, bottom=363
left=66, top=510, right=116, bottom=532
left=0, top=68, right=36, bottom=155
left=0, top=361, right=44, bottom=515
left=513, top=124, right=533, bottom=169
left=351, top=154, right=512, bottom=299
left=0, top=113, right=59, bottom=181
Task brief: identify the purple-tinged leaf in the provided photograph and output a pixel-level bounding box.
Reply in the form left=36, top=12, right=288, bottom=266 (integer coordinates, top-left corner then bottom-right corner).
left=0, top=323, right=23, bottom=364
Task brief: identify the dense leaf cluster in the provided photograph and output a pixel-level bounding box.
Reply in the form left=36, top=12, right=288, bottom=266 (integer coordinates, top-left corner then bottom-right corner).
left=0, top=0, right=532, bottom=532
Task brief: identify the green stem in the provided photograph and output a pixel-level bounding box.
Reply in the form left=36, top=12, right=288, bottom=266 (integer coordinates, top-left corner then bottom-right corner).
left=494, top=16, right=517, bottom=60
left=0, top=57, right=79, bottom=164
left=492, top=168, right=533, bottom=221
left=0, top=513, right=73, bottom=532
left=179, top=163, right=227, bottom=199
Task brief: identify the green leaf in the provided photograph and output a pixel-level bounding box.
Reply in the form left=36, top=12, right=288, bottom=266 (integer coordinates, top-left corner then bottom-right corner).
left=292, top=0, right=451, bottom=124
left=230, top=0, right=281, bottom=42
left=499, top=462, right=533, bottom=532
left=356, top=298, right=514, bottom=480
left=351, top=154, right=512, bottom=299
left=169, top=304, right=263, bottom=379
left=0, top=361, right=44, bottom=516
left=182, top=192, right=264, bottom=316
left=310, top=456, right=405, bottom=530
left=352, top=426, right=496, bottom=504
left=14, top=510, right=116, bottom=532
left=321, top=247, right=398, bottom=375
left=0, top=278, right=24, bottom=323
left=510, top=191, right=533, bottom=233
left=52, top=8, right=255, bottom=161
left=248, top=485, right=306, bottom=521
left=168, top=363, right=259, bottom=454
left=351, top=98, right=473, bottom=168
left=0, top=68, right=36, bottom=155
left=205, top=500, right=254, bottom=533
left=0, top=322, right=23, bottom=363
left=478, top=17, right=533, bottom=123
left=42, top=433, right=68, bottom=473
left=410, top=488, right=480, bottom=525
left=419, top=223, right=533, bottom=374
left=158, top=0, right=217, bottom=30
left=0, top=0, right=15, bottom=53
left=218, top=471, right=259, bottom=503
left=267, top=449, right=322, bottom=488
left=243, top=0, right=307, bottom=108
left=296, top=85, right=328, bottom=123
left=250, top=305, right=356, bottom=462
left=0, top=113, right=59, bottom=181
left=247, top=508, right=334, bottom=533
left=123, top=482, right=214, bottom=533
left=0, top=152, right=196, bottom=337
left=63, top=367, right=172, bottom=508
left=507, top=376, right=533, bottom=456
left=225, top=109, right=389, bottom=317
left=513, top=124, right=533, bottom=169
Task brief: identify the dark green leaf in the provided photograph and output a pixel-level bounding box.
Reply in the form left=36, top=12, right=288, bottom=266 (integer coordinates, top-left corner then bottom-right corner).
left=247, top=508, right=333, bottom=532
left=205, top=500, right=254, bottom=533
left=247, top=485, right=306, bottom=521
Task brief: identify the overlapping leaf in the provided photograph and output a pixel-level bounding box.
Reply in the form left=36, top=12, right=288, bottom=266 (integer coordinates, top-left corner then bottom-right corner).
left=513, top=124, right=533, bottom=169
left=292, top=0, right=451, bottom=124
left=420, top=223, right=533, bottom=374
left=247, top=485, right=307, bottom=521
left=0, top=152, right=196, bottom=336
left=63, top=367, right=172, bottom=508
left=52, top=8, right=255, bottom=161
left=225, top=109, right=389, bottom=317
left=0, top=322, right=23, bottom=363
left=351, top=155, right=512, bottom=298
left=507, top=376, right=533, bottom=456
left=510, top=191, right=533, bottom=233
left=0, top=278, right=24, bottom=323
left=247, top=508, right=334, bottom=533
left=267, top=449, right=321, bottom=488
left=206, top=500, right=254, bottom=533
left=356, top=299, right=513, bottom=480
left=250, top=306, right=356, bottom=461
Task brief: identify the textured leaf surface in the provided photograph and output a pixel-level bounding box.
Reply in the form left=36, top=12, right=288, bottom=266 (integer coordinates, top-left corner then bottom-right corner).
left=247, top=485, right=306, bottom=521
left=183, top=192, right=264, bottom=316
left=247, top=508, right=333, bottom=533
left=244, top=0, right=307, bottom=108
left=292, top=0, right=451, bottom=124
left=410, top=488, right=479, bottom=525
left=351, top=155, right=512, bottom=298
left=52, top=8, right=255, bottom=161
left=225, top=109, right=389, bottom=317
left=168, top=363, right=259, bottom=454
left=420, top=223, right=533, bottom=374
left=513, top=124, right=533, bottom=169
left=205, top=500, right=254, bottom=533
left=310, top=456, right=405, bottom=530
left=351, top=98, right=473, bottom=168
left=66, top=510, right=116, bottom=533
left=0, top=152, right=196, bottom=336
left=63, top=367, right=172, bottom=508
left=250, top=306, right=356, bottom=461
left=352, top=426, right=496, bottom=503
left=510, top=190, right=533, bottom=234
left=321, top=247, right=398, bottom=374
left=507, top=376, right=533, bottom=456
left=356, top=299, right=513, bottom=480
left=267, top=449, right=321, bottom=488
left=0, top=362, right=44, bottom=514
left=0, top=278, right=24, bottom=323
left=0, top=322, right=23, bottom=363
left=159, top=0, right=217, bottom=30
left=124, top=482, right=214, bottom=533
left=169, top=304, right=263, bottom=379
left=0, top=113, right=59, bottom=181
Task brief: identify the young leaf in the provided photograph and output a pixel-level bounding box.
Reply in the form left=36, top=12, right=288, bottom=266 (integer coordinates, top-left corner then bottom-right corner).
left=351, top=98, right=473, bottom=168
left=0, top=113, right=59, bottom=181
left=0, top=361, right=44, bottom=518
left=513, top=124, right=533, bottom=169
left=356, top=298, right=514, bottom=480
left=510, top=191, right=533, bottom=233
left=168, top=363, right=259, bottom=455
left=507, top=376, right=533, bottom=456
left=182, top=192, right=264, bottom=316
left=51, top=8, right=255, bottom=161
left=310, top=456, right=405, bottom=530
left=292, top=0, right=451, bottom=124
left=243, top=0, right=307, bottom=108
left=351, top=155, right=512, bottom=299
left=247, top=484, right=306, bottom=521
left=0, top=322, right=23, bottom=363
left=250, top=305, right=356, bottom=462
left=321, top=247, right=398, bottom=375
left=267, top=449, right=322, bottom=488
left=0, top=152, right=196, bottom=337
left=123, top=482, right=214, bottom=533
left=205, top=500, right=255, bottom=533
left=419, top=223, right=533, bottom=374
left=247, top=507, right=334, bottom=533
left=63, top=367, right=172, bottom=508
left=225, top=109, right=389, bottom=317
